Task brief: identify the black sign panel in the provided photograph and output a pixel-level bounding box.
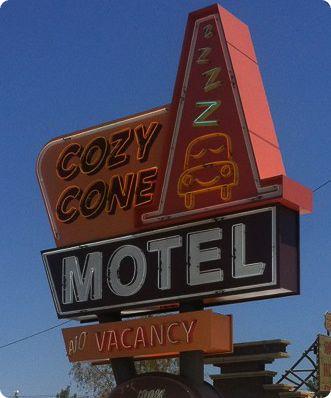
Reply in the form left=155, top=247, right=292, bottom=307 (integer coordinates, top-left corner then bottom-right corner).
left=42, top=206, right=299, bottom=319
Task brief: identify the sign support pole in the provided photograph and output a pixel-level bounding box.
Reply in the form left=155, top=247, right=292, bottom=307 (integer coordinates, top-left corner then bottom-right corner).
left=179, top=301, right=204, bottom=384
left=98, top=313, right=137, bottom=385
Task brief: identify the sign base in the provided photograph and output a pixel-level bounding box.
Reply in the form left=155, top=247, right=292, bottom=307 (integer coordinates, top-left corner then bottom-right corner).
left=108, top=372, right=222, bottom=398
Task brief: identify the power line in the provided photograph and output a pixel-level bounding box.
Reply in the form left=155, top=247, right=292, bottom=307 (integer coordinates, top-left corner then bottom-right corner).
left=0, top=320, right=72, bottom=350
left=313, top=179, right=330, bottom=192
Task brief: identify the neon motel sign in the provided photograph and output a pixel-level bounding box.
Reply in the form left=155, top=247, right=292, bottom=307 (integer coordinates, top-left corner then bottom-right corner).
left=37, top=4, right=312, bottom=319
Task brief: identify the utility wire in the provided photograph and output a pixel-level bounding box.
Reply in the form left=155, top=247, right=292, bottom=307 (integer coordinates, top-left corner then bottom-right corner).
left=0, top=320, right=72, bottom=350
left=313, top=179, right=330, bottom=192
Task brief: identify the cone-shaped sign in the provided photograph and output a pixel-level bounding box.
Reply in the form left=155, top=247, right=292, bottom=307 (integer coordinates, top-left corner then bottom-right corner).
left=145, top=4, right=309, bottom=224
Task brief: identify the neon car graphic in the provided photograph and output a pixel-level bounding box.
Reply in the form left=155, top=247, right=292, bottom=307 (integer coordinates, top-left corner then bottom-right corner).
left=177, top=133, right=239, bottom=209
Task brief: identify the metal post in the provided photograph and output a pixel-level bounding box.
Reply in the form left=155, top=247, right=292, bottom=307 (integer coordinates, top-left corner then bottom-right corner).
left=98, top=313, right=137, bottom=385
left=179, top=301, right=204, bottom=385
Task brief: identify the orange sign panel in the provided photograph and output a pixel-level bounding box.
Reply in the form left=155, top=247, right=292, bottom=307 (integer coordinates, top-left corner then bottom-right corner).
left=37, top=4, right=312, bottom=248
left=37, top=107, right=171, bottom=246
left=62, top=311, right=232, bottom=362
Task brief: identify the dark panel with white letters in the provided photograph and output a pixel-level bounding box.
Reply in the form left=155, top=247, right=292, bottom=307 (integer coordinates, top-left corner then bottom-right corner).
left=42, top=206, right=299, bottom=319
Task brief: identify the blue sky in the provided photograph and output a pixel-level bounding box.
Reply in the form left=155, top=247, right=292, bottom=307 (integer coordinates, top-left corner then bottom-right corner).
left=0, top=0, right=330, bottom=395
